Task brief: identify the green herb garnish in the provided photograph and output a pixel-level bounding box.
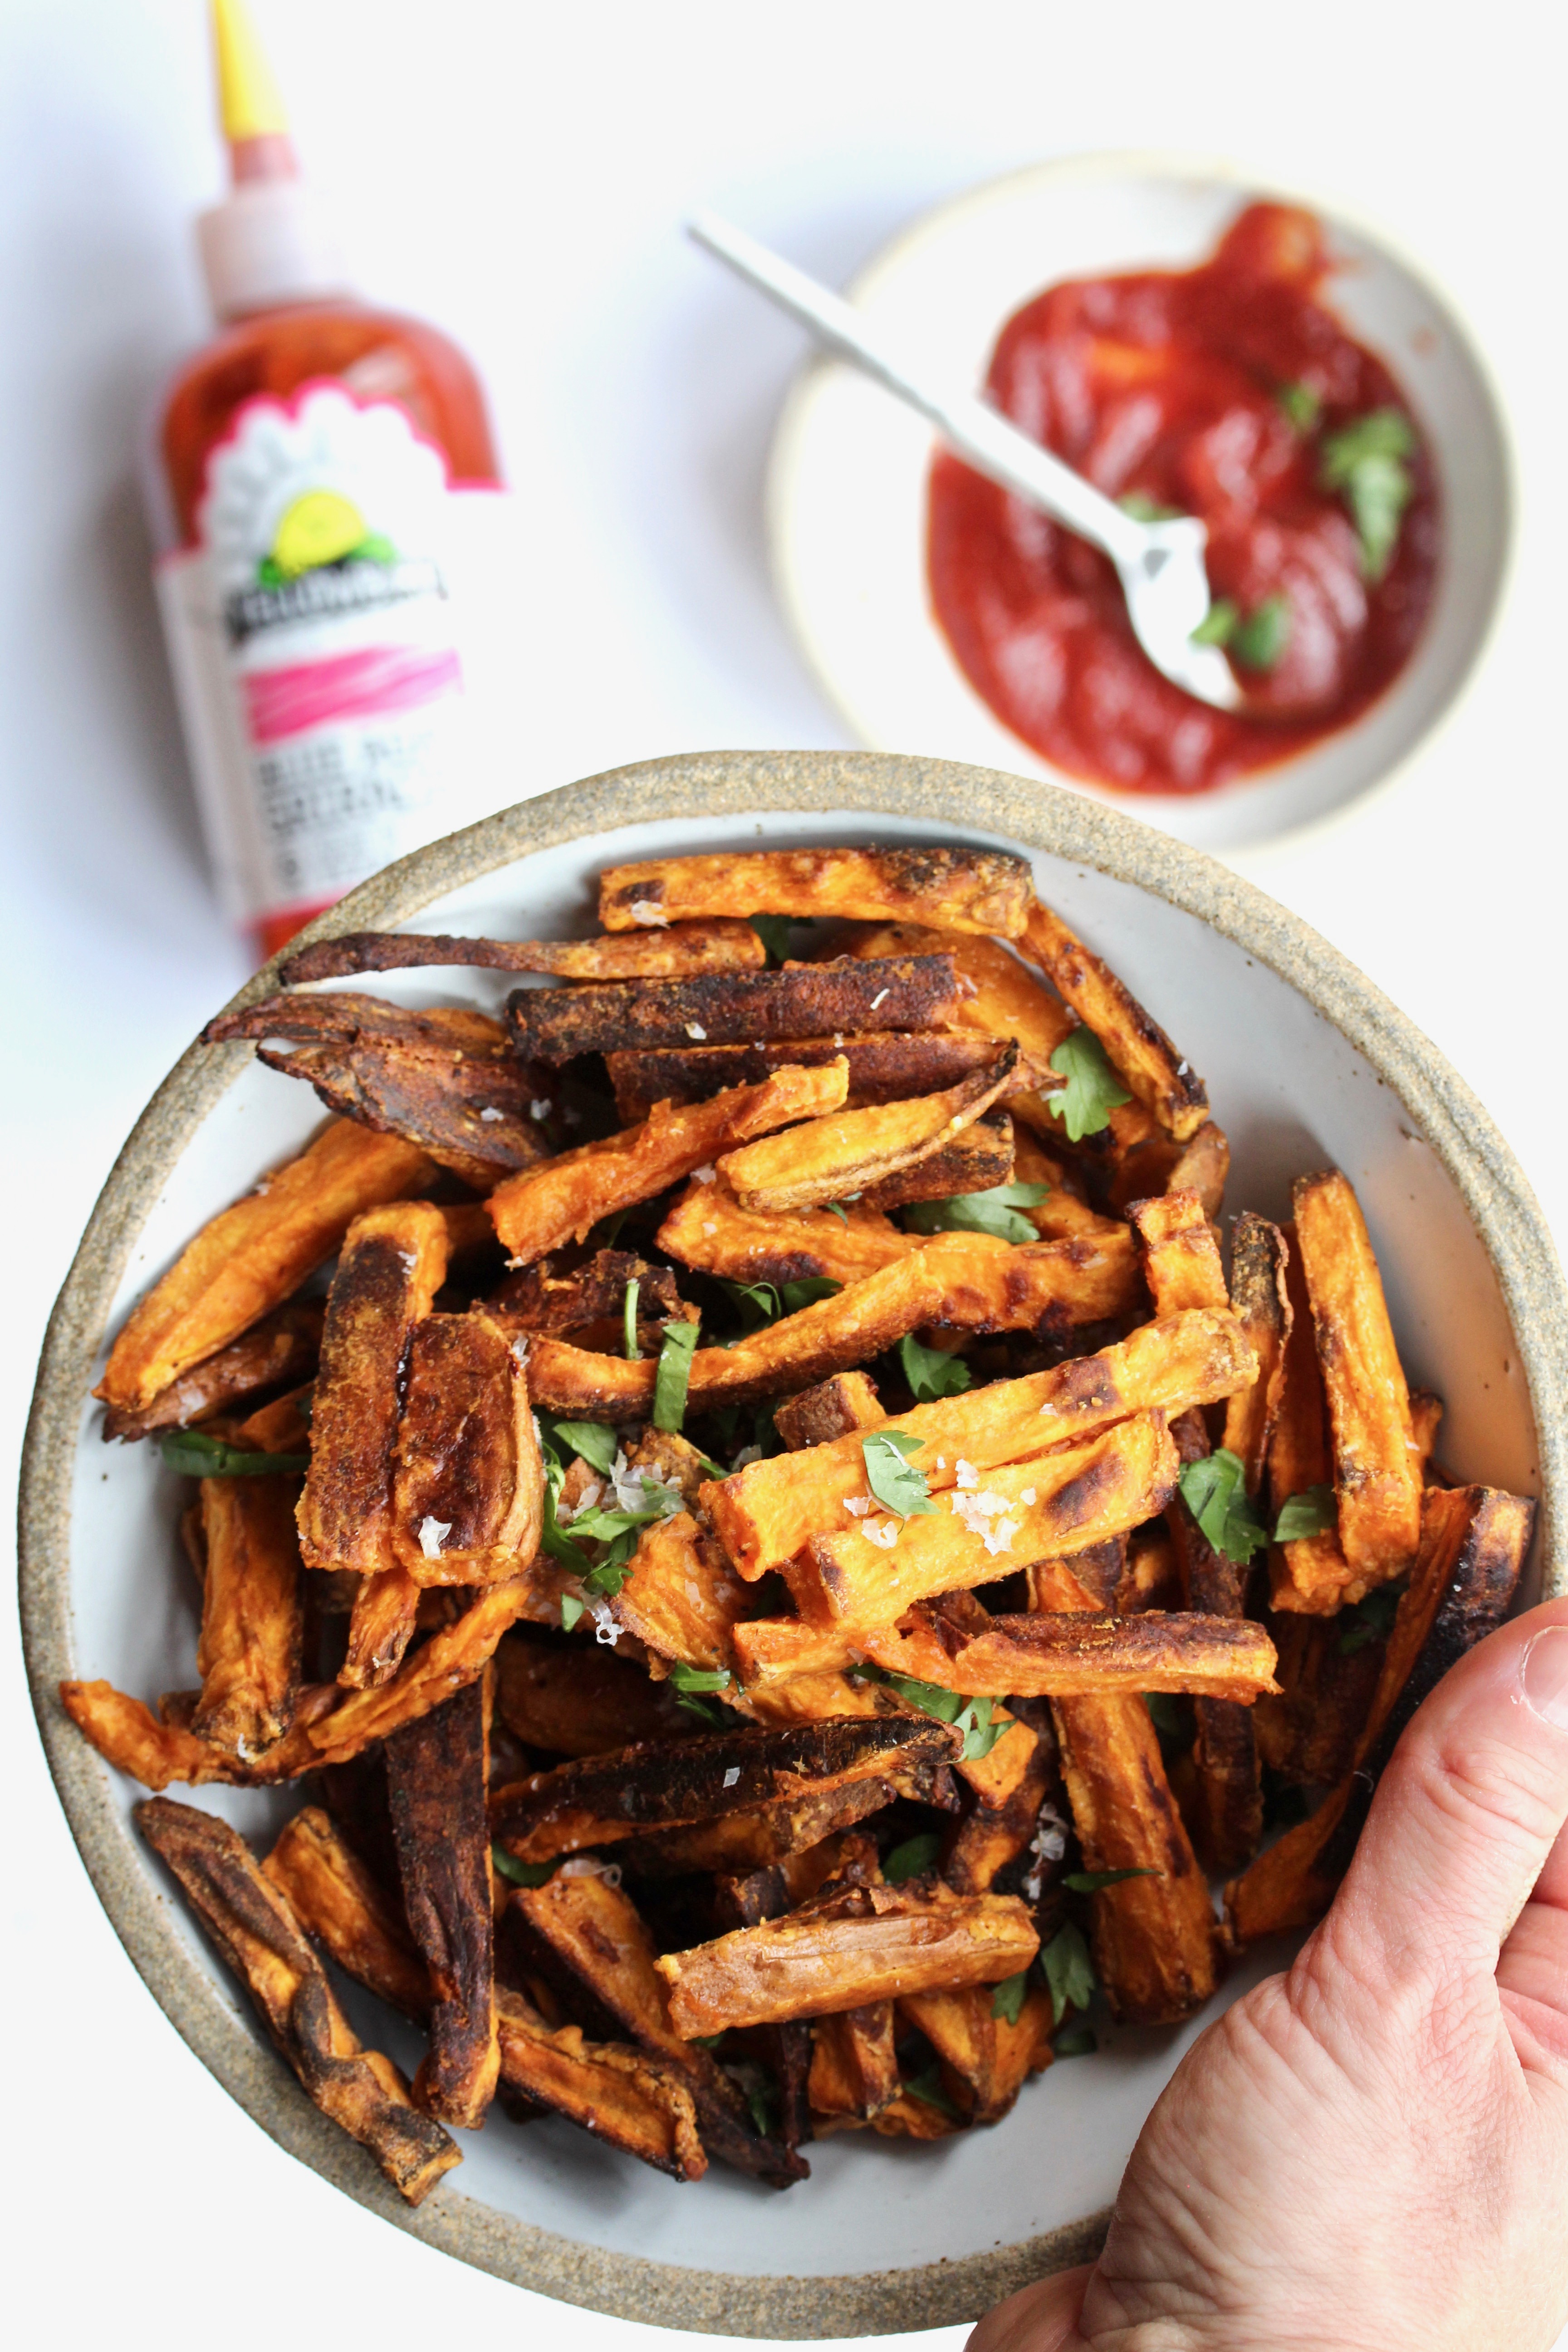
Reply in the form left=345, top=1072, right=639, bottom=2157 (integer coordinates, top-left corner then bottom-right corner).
left=1338, top=1581, right=1403, bottom=1656
left=991, top=1970, right=1030, bottom=2026
left=1231, top=593, right=1291, bottom=671
left=855, top=1663, right=1011, bottom=1764
left=652, top=1318, right=700, bottom=1432
left=666, top=1657, right=734, bottom=1724
left=1063, top=1867, right=1158, bottom=1893
left=1190, top=598, right=1239, bottom=647
left=623, top=1277, right=641, bottom=1361
left=1117, top=490, right=1184, bottom=523
left=822, top=1200, right=850, bottom=1225
left=546, top=1418, right=619, bottom=1475
left=158, top=1429, right=308, bottom=1477
left=1045, top=1029, right=1132, bottom=1143
left=903, top=1181, right=1053, bottom=1246
left=1178, top=1447, right=1271, bottom=1566
left=1320, top=408, right=1416, bottom=580
left=1143, top=1690, right=1189, bottom=1743
left=559, top=1592, right=586, bottom=1631
left=883, top=1830, right=943, bottom=1883
left=898, top=1331, right=973, bottom=1402
left=720, top=1275, right=841, bottom=1328
left=901, top=2064, right=961, bottom=2118
left=750, top=914, right=796, bottom=966
left=861, top=1429, right=936, bottom=1518
left=492, top=1845, right=559, bottom=1889
left=1277, top=380, right=1322, bottom=433
left=1274, top=1484, right=1337, bottom=1543
left=1052, top=2024, right=1098, bottom=2058
left=1040, top=1922, right=1096, bottom=2026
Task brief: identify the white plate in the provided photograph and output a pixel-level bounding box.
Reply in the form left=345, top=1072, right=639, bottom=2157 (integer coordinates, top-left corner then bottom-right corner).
left=768, top=156, right=1512, bottom=854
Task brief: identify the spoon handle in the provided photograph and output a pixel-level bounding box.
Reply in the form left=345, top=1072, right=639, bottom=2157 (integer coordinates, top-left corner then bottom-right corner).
left=688, top=209, right=1144, bottom=563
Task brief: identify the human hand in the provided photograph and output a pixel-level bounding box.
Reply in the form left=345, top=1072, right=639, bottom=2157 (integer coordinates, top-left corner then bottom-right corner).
left=968, top=1597, right=1568, bottom=2352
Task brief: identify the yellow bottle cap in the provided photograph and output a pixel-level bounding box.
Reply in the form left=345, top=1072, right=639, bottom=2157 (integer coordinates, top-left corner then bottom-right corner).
left=212, top=0, right=289, bottom=143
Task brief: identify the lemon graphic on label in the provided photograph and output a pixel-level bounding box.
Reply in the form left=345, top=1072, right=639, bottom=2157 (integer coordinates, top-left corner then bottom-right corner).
left=270, top=489, right=368, bottom=579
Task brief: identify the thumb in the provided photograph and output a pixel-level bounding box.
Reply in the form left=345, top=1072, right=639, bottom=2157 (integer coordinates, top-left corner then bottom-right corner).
left=966, top=2264, right=1093, bottom=2352
left=1326, top=1597, right=1568, bottom=1998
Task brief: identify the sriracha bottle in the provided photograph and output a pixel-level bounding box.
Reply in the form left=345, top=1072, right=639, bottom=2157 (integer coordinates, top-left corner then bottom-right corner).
left=149, top=0, right=513, bottom=959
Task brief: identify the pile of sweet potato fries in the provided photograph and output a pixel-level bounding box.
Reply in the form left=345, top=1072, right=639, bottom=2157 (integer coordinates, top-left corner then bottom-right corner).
left=64, top=843, right=1534, bottom=2202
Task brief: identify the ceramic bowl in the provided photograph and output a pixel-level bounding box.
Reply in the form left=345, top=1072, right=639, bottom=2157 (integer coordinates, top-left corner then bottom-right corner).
left=768, top=155, right=1513, bottom=856
left=22, top=750, right=1566, bottom=2339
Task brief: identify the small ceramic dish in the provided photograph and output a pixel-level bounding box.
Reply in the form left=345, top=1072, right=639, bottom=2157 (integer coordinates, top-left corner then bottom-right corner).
left=22, top=751, right=1565, bottom=2338
left=767, top=155, right=1513, bottom=856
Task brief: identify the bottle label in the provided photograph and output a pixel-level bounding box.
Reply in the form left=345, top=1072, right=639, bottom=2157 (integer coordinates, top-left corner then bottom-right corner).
left=156, top=381, right=515, bottom=935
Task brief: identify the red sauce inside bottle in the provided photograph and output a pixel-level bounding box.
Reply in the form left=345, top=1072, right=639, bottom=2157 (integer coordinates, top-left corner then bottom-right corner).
left=926, top=203, right=1438, bottom=796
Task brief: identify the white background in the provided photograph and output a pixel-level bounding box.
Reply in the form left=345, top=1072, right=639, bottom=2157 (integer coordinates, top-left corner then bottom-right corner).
left=4, top=3, right=1565, bottom=2346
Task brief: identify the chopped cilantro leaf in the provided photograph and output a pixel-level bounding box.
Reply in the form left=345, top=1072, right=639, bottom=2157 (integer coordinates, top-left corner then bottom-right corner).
left=991, top=1970, right=1029, bottom=2025
left=899, top=1331, right=973, bottom=1401
left=1040, top=1922, right=1096, bottom=2026
left=1274, top=1483, right=1337, bottom=1543
left=492, top=1846, right=558, bottom=1889
left=622, top=1277, right=641, bottom=1361
left=560, top=1592, right=585, bottom=1631
left=1320, top=408, right=1417, bottom=580
left=1339, top=1581, right=1404, bottom=1655
left=1190, top=597, right=1239, bottom=647
left=652, top=1317, right=700, bottom=1432
left=546, top=1418, right=618, bottom=1475
left=1046, top=1028, right=1133, bottom=1143
left=1277, top=380, right=1322, bottom=433
left=1052, top=2024, right=1098, bottom=2057
left=901, top=2064, right=961, bottom=2118
left=883, top=1831, right=943, bottom=1883
left=1178, top=1447, right=1271, bottom=1565
left=1232, top=594, right=1291, bottom=671
left=903, top=1180, right=1053, bottom=1245
left=861, top=1429, right=936, bottom=1518
left=1117, top=490, right=1184, bottom=522
left=750, top=914, right=796, bottom=965
left=158, top=1429, right=309, bottom=1477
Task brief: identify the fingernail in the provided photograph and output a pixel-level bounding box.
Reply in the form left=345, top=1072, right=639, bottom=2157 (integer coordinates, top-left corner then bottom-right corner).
left=1520, top=1625, right=1568, bottom=1730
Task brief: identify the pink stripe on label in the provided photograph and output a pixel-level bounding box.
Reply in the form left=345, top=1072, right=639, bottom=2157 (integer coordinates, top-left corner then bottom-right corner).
left=243, top=643, right=462, bottom=745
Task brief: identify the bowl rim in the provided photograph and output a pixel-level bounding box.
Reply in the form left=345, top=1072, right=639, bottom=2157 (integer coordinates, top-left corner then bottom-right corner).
left=764, top=146, right=1519, bottom=862
left=20, top=748, right=1567, bottom=2338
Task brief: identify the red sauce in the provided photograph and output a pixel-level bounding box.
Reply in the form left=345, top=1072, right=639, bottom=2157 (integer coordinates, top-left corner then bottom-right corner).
left=926, top=203, right=1439, bottom=795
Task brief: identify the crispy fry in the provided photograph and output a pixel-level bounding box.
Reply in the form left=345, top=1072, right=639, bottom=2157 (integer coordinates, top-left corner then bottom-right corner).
left=487, top=1060, right=849, bottom=1264
left=1115, top=1526, right=1178, bottom=1613
left=309, top=1575, right=538, bottom=1763
left=136, top=1797, right=460, bottom=2203
left=491, top=1718, right=958, bottom=1867
left=706, top=1308, right=1255, bottom=1580
left=526, top=1230, right=1142, bottom=1419
left=717, top=1052, right=1020, bottom=1216
left=789, top=1415, right=1177, bottom=1630
left=1267, top=1225, right=1355, bottom=1613
left=898, top=1981, right=1053, bottom=2124
left=1220, top=1214, right=1293, bottom=1489
left=1022, top=903, right=1209, bottom=1139
left=96, top=1120, right=435, bottom=1414
left=298, top=1200, right=451, bottom=1582
left=507, top=1872, right=803, bottom=2183
left=392, top=1312, right=544, bottom=1583
left=191, top=1475, right=303, bottom=1756
left=1226, top=1485, right=1534, bottom=1944
left=612, top=1513, right=754, bottom=1676
left=608, top=1031, right=997, bottom=1123
left=342, top=1564, right=423, bottom=1690
left=844, top=920, right=1076, bottom=1061
left=1128, top=1189, right=1227, bottom=1315
left=235, top=1383, right=315, bottom=1454
left=659, top=1175, right=915, bottom=1287
left=1107, top=1121, right=1231, bottom=1220
left=494, top=1632, right=695, bottom=1754
left=809, top=2004, right=900, bottom=2123
left=1010, top=1128, right=1130, bottom=1244
left=774, top=1372, right=885, bottom=1452
left=282, top=919, right=766, bottom=985
left=101, top=1302, right=323, bottom=1442
left=60, top=1678, right=339, bottom=1789
left=490, top=1249, right=685, bottom=1336
left=855, top=1110, right=1015, bottom=1211
left=862, top=1604, right=1278, bottom=1701
left=1294, top=1169, right=1421, bottom=1585
left=385, top=1680, right=499, bottom=2127
left=598, top=847, right=1033, bottom=939
left=656, top=1884, right=1039, bottom=2034
left=615, top=1779, right=902, bottom=1878
left=944, top=1728, right=1058, bottom=1896
left=506, top=956, right=961, bottom=1064
left=494, top=1989, right=707, bottom=2180
left=264, top=1805, right=431, bottom=2022
left=1252, top=1612, right=1385, bottom=1787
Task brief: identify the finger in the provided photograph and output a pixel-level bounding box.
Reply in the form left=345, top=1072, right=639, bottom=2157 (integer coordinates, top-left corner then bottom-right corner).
left=965, top=2265, right=1093, bottom=2352
left=1328, top=1600, right=1568, bottom=1994
left=1499, top=1813, right=1568, bottom=2070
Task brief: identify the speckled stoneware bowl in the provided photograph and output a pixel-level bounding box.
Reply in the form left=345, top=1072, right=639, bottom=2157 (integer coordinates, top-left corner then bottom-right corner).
left=21, top=751, right=1568, bottom=2340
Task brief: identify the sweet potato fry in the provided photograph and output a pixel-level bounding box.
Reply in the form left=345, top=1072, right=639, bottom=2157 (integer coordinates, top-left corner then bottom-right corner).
left=60, top=1678, right=338, bottom=1789
left=612, top=1513, right=754, bottom=1676
left=1267, top=1225, right=1355, bottom=1613
left=1226, top=1484, right=1534, bottom=1945
left=494, top=1632, right=694, bottom=1755
left=1128, top=1189, right=1227, bottom=1315
left=944, top=1727, right=1058, bottom=1896
left=191, top=1474, right=303, bottom=1757
left=494, top=1989, right=707, bottom=2180
left=1009, top=1128, right=1131, bottom=1245
left=856, top=1111, right=1015, bottom=1211
left=392, top=1312, right=544, bottom=1584
left=1220, top=1214, right=1293, bottom=1488
left=809, top=2004, right=900, bottom=2123
left=598, top=846, right=1033, bottom=939
left=844, top=920, right=1076, bottom=1061
left=506, top=956, right=960, bottom=1064
left=861, top=1604, right=1278, bottom=1701
left=706, top=1308, right=1255, bottom=1580
left=96, top=1119, right=435, bottom=1415
left=298, top=1200, right=451, bottom=1583
left=1114, top=1526, right=1177, bottom=1612
left=264, top=1805, right=431, bottom=2022
left=491, top=1718, right=958, bottom=1866
left=490, top=1248, right=684, bottom=1336
left=614, top=1779, right=901, bottom=1878
left=1022, top=903, right=1209, bottom=1139
left=385, top=1680, right=499, bottom=2127
left=282, top=919, right=766, bottom=985
left=136, top=1797, right=460, bottom=2203
left=716, top=1051, right=1019, bottom=1215
left=1293, top=1169, right=1422, bottom=1585
left=341, top=1564, right=423, bottom=1690
left=773, top=1371, right=885, bottom=1451
left=898, top=1982, right=1052, bottom=2124
left=487, top=1060, right=849, bottom=1264
left=1162, top=1407, right=1263, bottom=1872
left=101, top=1303, right=324, bottom=1442
left=1252, top=1612, right=1385, bottom=1788
left=308, top=1575, right=538, bottom=1764
left=607, top=1031, right=996, bottom=1123
left=1029, top=1554, right=1220, bottom=2023
left=525, top=1230, right=1143, bottom=1418
left=656, top=1883, right=1039, bottom=2034
left=507, top=1871, right=803, bottom=2182
left=658, top=1176, right=915, bottom=1287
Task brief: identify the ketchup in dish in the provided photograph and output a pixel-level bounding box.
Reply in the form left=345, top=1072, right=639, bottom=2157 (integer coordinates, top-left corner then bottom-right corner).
left=926, top=203, right=1438, bottom=795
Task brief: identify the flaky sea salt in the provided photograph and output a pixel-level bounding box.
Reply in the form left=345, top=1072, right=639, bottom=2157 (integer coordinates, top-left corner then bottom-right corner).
left=479, top=1105, right=503, bottom=1122
left=686, top=1021, right=707, bottom=1039
left=629, top=899, right=669, bottom=926
left=693, top=1163, right=716, bottom=1183
left=863, top=1519, right=900, bottom=1549
left=722, top=1766, right=740, bottom=1788
left=955, top=1459, right=980, bottom=1490
left=590, top=1600, right=624, bottom=1647
left=417, top=1516, right=451, bottom=1560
